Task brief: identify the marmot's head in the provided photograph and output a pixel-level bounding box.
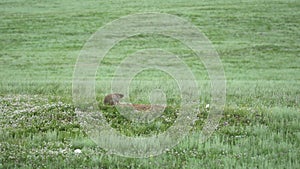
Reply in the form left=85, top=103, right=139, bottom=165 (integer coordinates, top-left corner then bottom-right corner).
left=114, top=93, right=124, bottom=99
left=104, top=93, right=124, bottom=105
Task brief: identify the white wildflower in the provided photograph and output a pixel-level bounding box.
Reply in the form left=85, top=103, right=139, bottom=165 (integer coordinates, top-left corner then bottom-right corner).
left=205, top=104, right=210, bottom=109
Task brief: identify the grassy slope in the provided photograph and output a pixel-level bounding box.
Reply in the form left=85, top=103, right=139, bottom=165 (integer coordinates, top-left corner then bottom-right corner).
left=0, top=0, right=299, bottom=168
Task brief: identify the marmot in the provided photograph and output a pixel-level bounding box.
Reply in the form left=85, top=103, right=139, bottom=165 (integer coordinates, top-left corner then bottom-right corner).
left=103, top=93, right=124, bottom=105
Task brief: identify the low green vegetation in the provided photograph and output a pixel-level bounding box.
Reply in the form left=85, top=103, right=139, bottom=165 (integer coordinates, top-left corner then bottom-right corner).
left=0, top=0, right=299, bottom=168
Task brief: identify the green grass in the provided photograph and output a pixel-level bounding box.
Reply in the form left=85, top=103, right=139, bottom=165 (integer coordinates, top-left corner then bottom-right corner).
left=0, top=0, right=299, bottom=168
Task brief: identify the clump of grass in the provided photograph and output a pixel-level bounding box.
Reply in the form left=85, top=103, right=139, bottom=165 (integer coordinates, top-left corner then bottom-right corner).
left=99, top=104, right=179, bottom=136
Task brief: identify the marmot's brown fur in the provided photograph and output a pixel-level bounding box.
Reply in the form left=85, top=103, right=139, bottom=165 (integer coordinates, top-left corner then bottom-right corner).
left=103, top=93, right=124, bottom=105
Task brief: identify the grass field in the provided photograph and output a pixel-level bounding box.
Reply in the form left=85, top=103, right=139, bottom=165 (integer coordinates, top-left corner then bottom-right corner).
left=0, top=0, right=299, bottom=168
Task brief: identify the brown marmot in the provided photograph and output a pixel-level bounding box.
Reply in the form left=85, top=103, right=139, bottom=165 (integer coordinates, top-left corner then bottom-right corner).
left=103, top=93, right=124, bottom=105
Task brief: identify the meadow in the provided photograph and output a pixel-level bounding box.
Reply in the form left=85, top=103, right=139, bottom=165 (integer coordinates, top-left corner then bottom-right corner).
left=0, top=0, right=299, bottom=168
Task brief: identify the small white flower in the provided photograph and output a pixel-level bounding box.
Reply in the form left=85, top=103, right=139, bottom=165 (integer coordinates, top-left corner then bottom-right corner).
left=74, top=149, right=82, bottom=154
left=205, top=104, right=210, bottom=109
left=60, top=148, right=67, bottom=154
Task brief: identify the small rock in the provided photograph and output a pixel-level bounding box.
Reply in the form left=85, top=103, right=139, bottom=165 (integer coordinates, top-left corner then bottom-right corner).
left=74, top=149, right=82, bottom=154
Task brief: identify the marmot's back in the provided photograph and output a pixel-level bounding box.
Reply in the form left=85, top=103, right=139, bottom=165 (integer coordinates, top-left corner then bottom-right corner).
left=103, top=93, right=124, bottom=105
